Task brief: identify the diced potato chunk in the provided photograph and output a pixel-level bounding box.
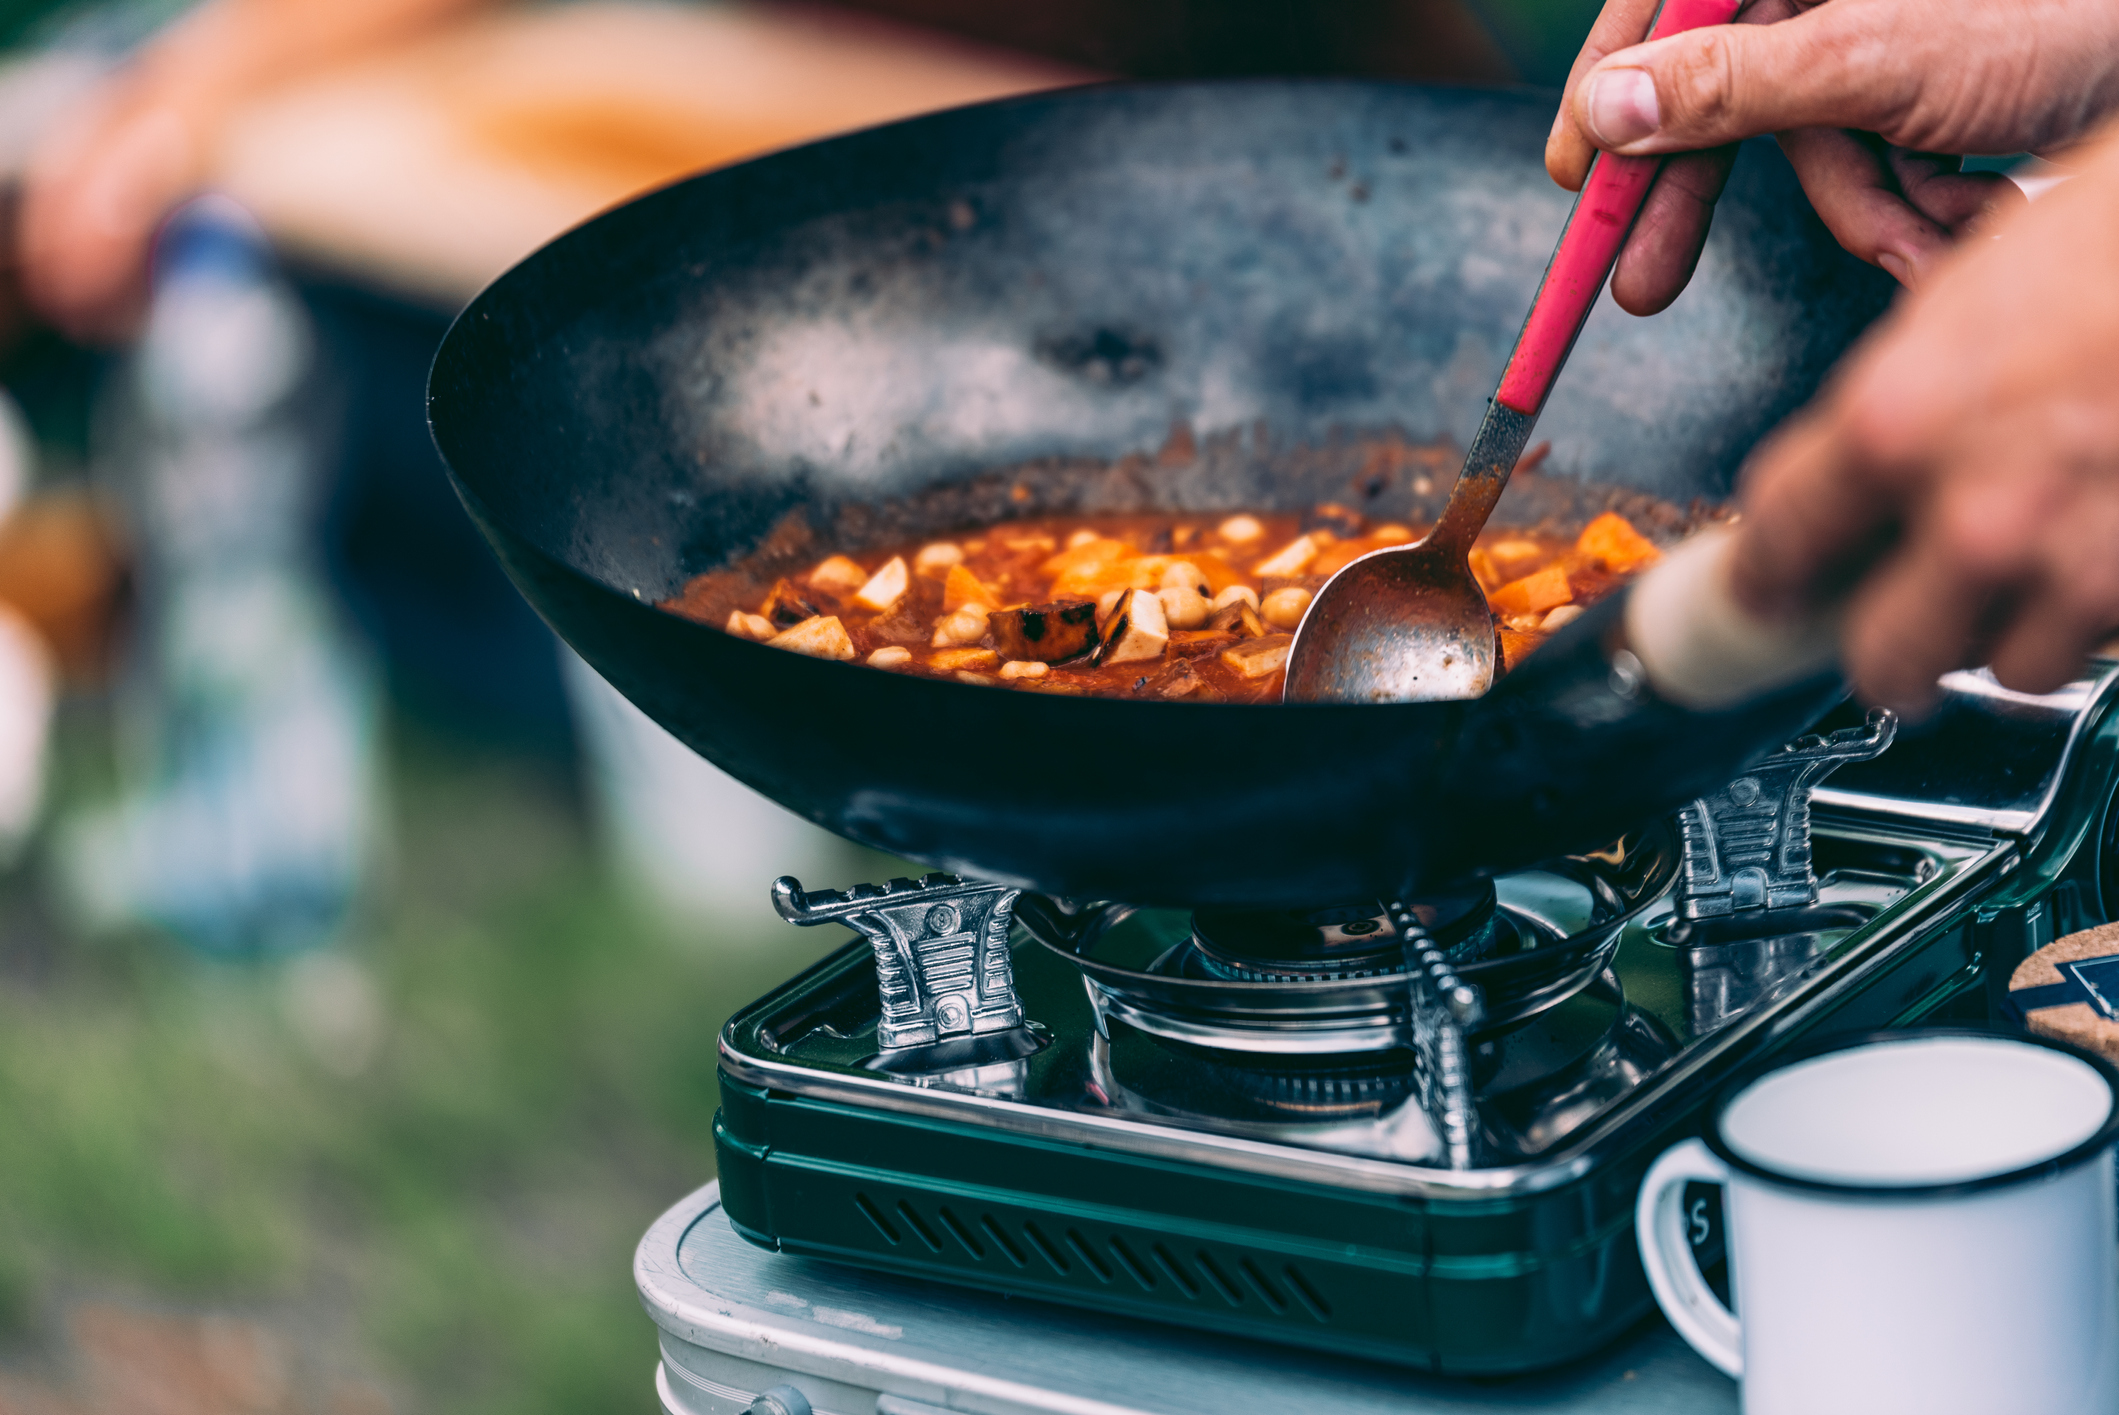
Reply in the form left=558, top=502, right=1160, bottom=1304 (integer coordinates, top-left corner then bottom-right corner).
left=1252, top=534, right=1318, bottom=578
left=955, top=671, right=997, bottom=686
left=767, top=615, right=855, bottom=661
left=1000, top=660, right=1049, bottom=679
left=868, top=645, right=913, bottom=666
left=726, top=611, right=776, bottom=641
left=914, top=542, right=965, bottom=576
left=1159, top=585, right=1211, bottom=630
left=1218, top=514, right=1265, bottom=544
left=808, top=555, right=867, bottom=595
left=1098, top=587, right=1169, bottom=666
left=1261, top=586, right=1313, bottom=630
left=1221, top=634, right=1293, bottom=679
left=1541, top=604, right=1585, bottom=630
left=1489, top=562, right=1573, bottom=617
left=932, top=606, right=990, bottom=647
left=1373, top=523, right=1414, bottom=544
left=931, top=647, right=1000, bottom=672
left=1485, top=537, right=1546, bottom=582
left=942, top=563, right=999, bottom=611
left=990, top=600, right=1098, bottom=662
left=1211, top=584, right=1259, bottom=612
left=1468, top=547, right=1503, bottom=591
left=854, top=556, right=911, bottom=612
left=1575, top=512, right=1662, bottom=573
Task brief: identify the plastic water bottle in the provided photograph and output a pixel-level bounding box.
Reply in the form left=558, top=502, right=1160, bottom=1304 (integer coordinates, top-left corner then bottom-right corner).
left=63, top=197, right=378, bottom=955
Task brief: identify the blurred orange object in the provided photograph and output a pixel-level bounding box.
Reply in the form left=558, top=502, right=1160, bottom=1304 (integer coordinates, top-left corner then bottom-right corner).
left=1488, top=561, right=1572, bottom=619
left=1574, top=511, right=1662, bottom=574
left=0, top=489, right=128, bottom=684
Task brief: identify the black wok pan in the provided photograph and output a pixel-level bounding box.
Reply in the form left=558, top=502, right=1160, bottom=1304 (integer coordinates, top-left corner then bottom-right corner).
left=427, top=80, right=1891, bottom=908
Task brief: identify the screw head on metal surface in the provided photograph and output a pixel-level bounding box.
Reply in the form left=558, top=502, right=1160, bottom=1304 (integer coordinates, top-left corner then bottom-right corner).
left=749, top=1384, right=813, bottom=1415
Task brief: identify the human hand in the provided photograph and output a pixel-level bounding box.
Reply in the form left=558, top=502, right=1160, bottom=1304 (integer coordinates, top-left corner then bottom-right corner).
left=18, top=73, right=215, bottom=343
left=18, top=0, right=494, bottom=344
left=1727, top=122, right=2119, bottom=713
left=1545, top=0, right=2119, bottom=315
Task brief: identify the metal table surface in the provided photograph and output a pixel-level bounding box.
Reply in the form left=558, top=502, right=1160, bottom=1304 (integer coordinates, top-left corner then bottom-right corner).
left=638, top=1183, right=1736, bottom=1415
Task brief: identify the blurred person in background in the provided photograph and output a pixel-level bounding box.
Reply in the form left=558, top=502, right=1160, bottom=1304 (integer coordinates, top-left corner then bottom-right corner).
left=15, top=0, right=1549, bottom=346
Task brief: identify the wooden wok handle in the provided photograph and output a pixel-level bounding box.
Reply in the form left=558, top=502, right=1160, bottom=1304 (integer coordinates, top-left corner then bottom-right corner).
left=1494, top=0, right=1743, bottom=417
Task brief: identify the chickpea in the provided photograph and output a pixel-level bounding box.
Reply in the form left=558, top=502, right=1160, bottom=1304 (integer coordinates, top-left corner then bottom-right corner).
left=1159, top=585, right=1210, bottom=630
left=1211, top=584, right=1260, bottom=612
left=725, top=611, right=776, bottom=641
left=1261, top=586, right=1313, bottom=630
left=1160, top=560, right=1210, bottom=593
left=931, top=607, right=990, bottom=647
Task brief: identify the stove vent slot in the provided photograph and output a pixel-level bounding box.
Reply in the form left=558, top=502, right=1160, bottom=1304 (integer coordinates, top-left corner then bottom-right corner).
left=1283, top=1266, right=1331, bottom=1322
left=852, top=1193, right=900, bottom=1246
left=978, top=1214, right=1027, bottom=1268
left=1106, top=1236, right=1156, bottom=1292
left=1020, top=1221, right=1070, bottom=1275
left=1151, top=1243, right=1199, bottom=1298
left=1063, top=1229, right=1113, bottom=1283
left=1239, top=1258, right=1287, bottom=1313
left=1194, top=1251, right=1243, bottom=1306
left=934, top=1206, right=983, bottom=1259
left=895, top=1201, right=943, bottom=1253
left=851, top=1193, right=1331, bottom=1326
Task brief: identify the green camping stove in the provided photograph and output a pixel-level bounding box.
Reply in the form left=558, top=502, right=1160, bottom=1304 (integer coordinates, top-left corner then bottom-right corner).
left=710, top=667, right=2119, bottom=1376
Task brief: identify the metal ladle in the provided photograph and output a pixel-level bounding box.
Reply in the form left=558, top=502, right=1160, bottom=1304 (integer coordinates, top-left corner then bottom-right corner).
left=1284, top=0, right=1741, bottom=705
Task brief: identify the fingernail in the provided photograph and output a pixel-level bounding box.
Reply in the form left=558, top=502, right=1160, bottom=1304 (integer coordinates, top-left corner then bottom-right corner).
left=1584, top=69, right=1660, bottom=147
left=1876, top=251, right=1913, bottom=286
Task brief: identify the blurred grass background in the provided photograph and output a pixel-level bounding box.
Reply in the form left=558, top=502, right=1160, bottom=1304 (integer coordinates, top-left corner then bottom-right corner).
left=0, top=711, right=841, bottom=1413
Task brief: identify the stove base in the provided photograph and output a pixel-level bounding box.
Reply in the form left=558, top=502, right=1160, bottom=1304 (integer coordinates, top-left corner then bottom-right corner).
left=641, top=1182, right=1741, bottom=1414
left=716, top=824, right=2004, bottom=1374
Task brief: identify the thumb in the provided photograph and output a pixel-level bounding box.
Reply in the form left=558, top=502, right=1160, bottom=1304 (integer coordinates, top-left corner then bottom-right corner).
left=1573, top=11, right=1907, bottom=156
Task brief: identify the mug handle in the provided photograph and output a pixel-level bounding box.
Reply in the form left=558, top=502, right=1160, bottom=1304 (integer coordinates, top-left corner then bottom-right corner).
left=1636, top=1137, right=1743, bottom=1377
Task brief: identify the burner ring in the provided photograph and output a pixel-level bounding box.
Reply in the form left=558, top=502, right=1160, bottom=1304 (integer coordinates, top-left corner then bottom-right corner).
left=1190, top=881, right=1498, bottom=982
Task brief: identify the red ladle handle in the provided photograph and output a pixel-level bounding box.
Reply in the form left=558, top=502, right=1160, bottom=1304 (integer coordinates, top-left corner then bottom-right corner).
left=1494, top=0, right=1743, bottom=418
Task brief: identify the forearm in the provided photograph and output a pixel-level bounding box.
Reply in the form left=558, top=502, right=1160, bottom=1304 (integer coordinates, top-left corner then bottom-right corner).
left=119, top=0, right=498, bottom=121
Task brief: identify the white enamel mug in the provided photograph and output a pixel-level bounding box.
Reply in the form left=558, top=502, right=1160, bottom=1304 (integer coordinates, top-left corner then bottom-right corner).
left=1636, top=1029, right=2119, bottom=1414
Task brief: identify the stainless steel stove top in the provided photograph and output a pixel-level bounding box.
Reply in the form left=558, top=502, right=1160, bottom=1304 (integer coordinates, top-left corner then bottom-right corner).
left=726, top=818, right=2003, bottom=1197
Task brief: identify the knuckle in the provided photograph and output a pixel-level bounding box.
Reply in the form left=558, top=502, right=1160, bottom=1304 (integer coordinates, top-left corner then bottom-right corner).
left=1663, top=31, right=1741, bottom=132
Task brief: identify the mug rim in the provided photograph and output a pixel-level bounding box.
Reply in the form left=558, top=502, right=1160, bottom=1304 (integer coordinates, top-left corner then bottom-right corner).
left=1704, top=1026, right=2119, bottom=1200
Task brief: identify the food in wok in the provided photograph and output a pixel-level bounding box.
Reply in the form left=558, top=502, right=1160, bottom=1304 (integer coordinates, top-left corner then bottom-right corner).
left=666, top=478, right=1673, bottom=702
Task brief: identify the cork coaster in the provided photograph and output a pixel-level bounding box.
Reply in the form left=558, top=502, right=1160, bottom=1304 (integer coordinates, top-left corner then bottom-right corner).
left=2009, top=923, right=2119, bottom=1062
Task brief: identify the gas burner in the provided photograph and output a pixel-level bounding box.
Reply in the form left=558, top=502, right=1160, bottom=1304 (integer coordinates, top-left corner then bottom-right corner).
left=1017, top=821, right=1680, bottom=1057
left=1105, top=1031, right=1418, bottom=1122
left=1186, top=882, right=1499, bottom=983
